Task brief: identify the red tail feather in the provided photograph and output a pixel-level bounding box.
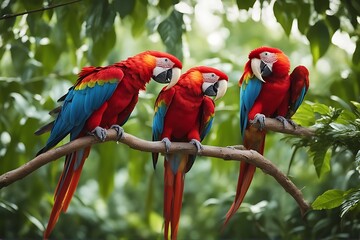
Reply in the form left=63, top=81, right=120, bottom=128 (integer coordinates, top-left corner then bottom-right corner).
left=223, top=127, right=265, bottom=227
left=44, top=147, right=90, bottom=239
left=163, top=155, right=187, bottom=240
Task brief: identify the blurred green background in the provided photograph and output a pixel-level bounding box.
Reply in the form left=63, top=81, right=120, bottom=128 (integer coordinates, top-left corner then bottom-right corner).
left=1, top=0, right=360, bottom=239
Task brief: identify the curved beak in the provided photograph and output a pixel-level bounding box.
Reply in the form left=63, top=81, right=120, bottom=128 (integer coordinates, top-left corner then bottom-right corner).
left=165, top=67, right=181, bottom=90
left=152, top=67, right=181, bottom=89
left=202, top=80, right=227, bottom=100
left=251, top=58, right=272, bottom=83
left=214, top=80, right=227, bottom=100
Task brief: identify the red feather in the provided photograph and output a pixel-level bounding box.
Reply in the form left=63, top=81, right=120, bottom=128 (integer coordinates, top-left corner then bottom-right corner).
left=153, top=67, right=227, bottom=240
left=224, top=47, right=292, bottom=227
left=41, top=51, right=182, bottom=238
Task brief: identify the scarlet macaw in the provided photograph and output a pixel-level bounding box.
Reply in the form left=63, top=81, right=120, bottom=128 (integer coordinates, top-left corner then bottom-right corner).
left=224, top=47, right=306, bottom=225
left=152, top=66, right=228, bottom=240
left=36, top=51, right=182, bottom=238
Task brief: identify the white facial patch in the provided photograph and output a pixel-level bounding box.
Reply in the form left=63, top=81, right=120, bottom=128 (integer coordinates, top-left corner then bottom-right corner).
left=156, top=57, right=174, bottom=68
left=202, top=73, right=219, bottom=83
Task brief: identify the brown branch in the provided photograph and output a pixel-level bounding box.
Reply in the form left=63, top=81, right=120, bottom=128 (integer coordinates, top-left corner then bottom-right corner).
left=0, top=0, right=82, bottom=20
left=0, top=119, right=313, bottom=216
left=256, top=117, right=315, bottom=137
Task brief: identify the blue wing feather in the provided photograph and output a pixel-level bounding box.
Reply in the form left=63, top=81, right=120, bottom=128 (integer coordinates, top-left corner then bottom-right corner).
left=293, top=86, right=307, bottom=113
left=152, top=87, right=176, bottom=168
left=37, top=77, right=121, bottom=155
left=152, top=87, right=176, bottom=142
left=199, top=97, right=215, bottom=141
left=239, top=77, right=263, bottom=138
left=200, top=117, right=213, bottom=141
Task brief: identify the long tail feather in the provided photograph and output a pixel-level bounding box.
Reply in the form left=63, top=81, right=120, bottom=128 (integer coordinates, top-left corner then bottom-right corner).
left=44, top=147, right=90, bottom=239
left=223, top=127, right=265, bottom=227
left=163, top=154, right=187, bottom=240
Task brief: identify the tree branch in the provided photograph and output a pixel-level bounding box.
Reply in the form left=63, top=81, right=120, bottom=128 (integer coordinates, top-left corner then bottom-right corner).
left=0, top=118, right=314, bottom=216
left=0, top=0, right=82, bottom=20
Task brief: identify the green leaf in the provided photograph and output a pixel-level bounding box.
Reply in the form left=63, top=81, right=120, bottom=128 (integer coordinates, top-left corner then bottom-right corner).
left=296, top=2, right=311, bottom=34
left=10, top=41, right=30, bottom=74
left=113, top=0, right=135, bottom=19
left=273, top=1, right=295, bottom=36
left=312, top=147, right=331, bottom=177
left=34, top=43, right=61, bottom=74
left=312, top=103, right=330, bottom=115
left=86, top=1, right=116, bottom=41
left=158, top=0, right=178, bottom=10
left=88, top=27, right=116, bottom=65
left=306, top=20, right=331, bottom=64
left=97, top=145, right=116, bottom=199
left=292, top=102, right=315, bottom=126
left=236, top=0, right=256, bottom=10
left=325, top=14, right=340, bottom=35
left=352, top=39, right=360, bottom=65
left=341, top=190, right=360, bottom=217
left=157, top=10, right=184, bottom=60
left=130, top=0, right=148, bottom=37
left=314, top=0, right=329, bottom=13
left=312, top=189, right=347, bottom=210
left=355, top=150, right=360, bottom=173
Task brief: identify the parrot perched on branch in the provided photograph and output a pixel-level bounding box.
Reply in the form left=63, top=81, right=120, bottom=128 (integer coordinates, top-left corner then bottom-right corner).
left=224, top=47, right=309, bottom=226
left=152, top=66, right=228, bottom=240
left=35, top=51, right=182, bottom=239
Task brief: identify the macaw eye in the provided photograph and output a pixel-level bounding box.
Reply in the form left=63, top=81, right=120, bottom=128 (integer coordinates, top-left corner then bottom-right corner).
left=260, top=51, right=277, bottom=63
left=156, top=57, right=174, bottom=68
left=203, top=73, right=219, bottom=83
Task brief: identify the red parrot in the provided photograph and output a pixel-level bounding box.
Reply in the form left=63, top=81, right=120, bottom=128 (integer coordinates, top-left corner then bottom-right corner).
left=224, top=47, right=297, bottom=226
left=35, top=51, right=182, bottom=239
left=152, top=66, right=228, bottom=240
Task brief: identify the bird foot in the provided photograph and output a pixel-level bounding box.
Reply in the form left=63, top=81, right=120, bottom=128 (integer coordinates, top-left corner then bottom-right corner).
left=90, top=126, right=107, bottom=141
left=162, top=137, right=172, bottom=153
left=275, top=116, right=297, bottom=129
left=190, top=139, right=203, bottom=153
left=249, top=113, right=266, bottom=130
left=110, top=125, right=124, bottom=141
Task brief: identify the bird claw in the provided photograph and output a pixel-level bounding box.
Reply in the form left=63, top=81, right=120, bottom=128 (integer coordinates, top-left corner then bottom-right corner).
left=190, top=139, right=203, bottom=153
left=162, top=137, right=172, bottom=153
left=249, top=113, right=266, bottom=130
left=287, top=119, right=298, bottom=129
left=110, top=125, right=124, bottom=141
left=90, top=126, right=107, bottom=141
left=275, top=116, right=288, bottom=128
left=275, top=116, right=297, bottom=129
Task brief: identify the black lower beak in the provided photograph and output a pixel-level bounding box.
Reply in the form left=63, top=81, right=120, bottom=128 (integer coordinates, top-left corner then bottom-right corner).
left=260, top=61, right=272, bottom=77
left=204, top=82, right=218, bottom=96
left=153, top=69, right=172, bottom=84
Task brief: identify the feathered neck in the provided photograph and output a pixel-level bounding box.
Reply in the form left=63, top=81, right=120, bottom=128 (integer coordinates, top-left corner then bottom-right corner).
left=177, top=70, right=203, bottom=97
left=115, top=55, right=155, bottom=92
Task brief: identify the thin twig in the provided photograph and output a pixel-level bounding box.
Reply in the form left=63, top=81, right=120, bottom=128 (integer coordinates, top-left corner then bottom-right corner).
left=0, top=0, right=82, bottom=20
left=0, top=120, right=313, bottom=216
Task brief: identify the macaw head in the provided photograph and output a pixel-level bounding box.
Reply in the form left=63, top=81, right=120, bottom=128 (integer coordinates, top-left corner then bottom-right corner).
left=139, top=51, right=182, bottom=89
left=248, top=46, right=290, bottom=82
left=181, top=66, right=228, bottom=101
